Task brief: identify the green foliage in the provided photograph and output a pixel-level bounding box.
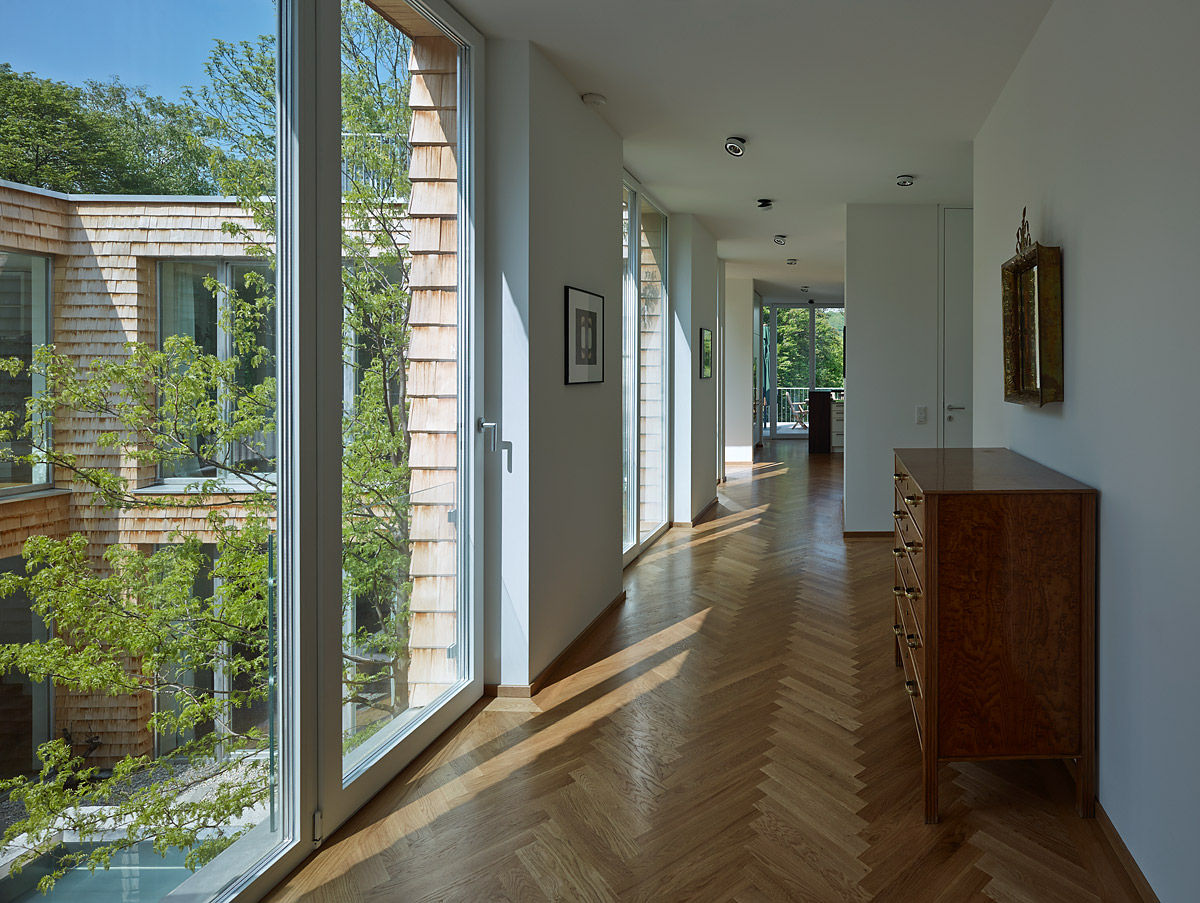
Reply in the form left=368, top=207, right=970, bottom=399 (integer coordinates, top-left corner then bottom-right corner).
left=0, top=64, right=215, bottom=194
left=773, top=307, right=844, bottom=390
left=0, top=0, right=418, bottom=885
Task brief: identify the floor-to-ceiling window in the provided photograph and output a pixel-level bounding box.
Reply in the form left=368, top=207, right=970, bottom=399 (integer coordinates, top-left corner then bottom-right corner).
left=621, top=181, right=669, bottom=563
left=0, top=0, right=482, bottom=897
left=768, top=303, right=845, bottom=438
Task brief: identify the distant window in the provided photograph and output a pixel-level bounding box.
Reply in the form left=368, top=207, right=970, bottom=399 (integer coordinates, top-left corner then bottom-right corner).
left=157, top=260, right=275, bottom=481
left=0, top=250, right=52, bottom=493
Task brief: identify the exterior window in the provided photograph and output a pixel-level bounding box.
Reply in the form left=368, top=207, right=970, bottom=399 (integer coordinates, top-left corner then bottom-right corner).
left=0, top=250, right=51, bottom=492
left=621, top=185, right=669, bottom=559
left=158, top=259, right=275, bottom=481
left=0, top=555, right=52, bottom=780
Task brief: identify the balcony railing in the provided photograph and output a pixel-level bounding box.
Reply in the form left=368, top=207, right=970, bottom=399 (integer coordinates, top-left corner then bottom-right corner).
left=775, top=386, right=845, bottom=427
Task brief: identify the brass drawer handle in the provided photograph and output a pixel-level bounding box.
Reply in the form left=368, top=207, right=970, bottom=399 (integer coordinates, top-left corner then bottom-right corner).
left=893, top=472, right=905, bottom=482
left=893, top=509, right=907, bottom=520
left=904, top=589, right=921, bottom=601
left=906, top=634, right=920, bottom=649
left=892, top=548, right=906, bottom=559
left=893, top=624, right=903, bottom=637
left=892, top=585, right=905, bottom=597
left=904, top=541, right=923, bottom=553
left=904, top=680, right=919, bottom=698
left=904, top=494, right=923, bottom=505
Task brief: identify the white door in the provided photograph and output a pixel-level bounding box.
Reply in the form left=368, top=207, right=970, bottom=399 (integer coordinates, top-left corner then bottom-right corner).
left=941, top=208, right=973, bottom=447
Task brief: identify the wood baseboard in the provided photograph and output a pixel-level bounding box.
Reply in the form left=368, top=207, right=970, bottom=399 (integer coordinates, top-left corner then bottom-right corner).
left=483, top=589, right=629, bottom=699
left=1096, top=802, right=1160, bottom=903
left=843, top=531, right=892, bottom=539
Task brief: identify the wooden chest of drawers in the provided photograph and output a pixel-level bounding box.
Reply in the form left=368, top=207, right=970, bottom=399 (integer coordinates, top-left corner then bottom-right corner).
left=891, top=447, right=1097, bottom=823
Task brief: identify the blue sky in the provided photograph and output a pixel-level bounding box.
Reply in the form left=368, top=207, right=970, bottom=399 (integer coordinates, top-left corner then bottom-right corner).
left=0, top=0, right=275, bottom=100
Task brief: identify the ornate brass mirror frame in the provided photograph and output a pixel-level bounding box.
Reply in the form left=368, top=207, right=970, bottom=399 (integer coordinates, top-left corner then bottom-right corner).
left=1001, top=209, right=1063, bottom=405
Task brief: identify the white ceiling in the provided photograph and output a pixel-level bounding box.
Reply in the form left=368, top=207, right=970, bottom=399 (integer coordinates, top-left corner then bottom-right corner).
left=451, top=0, right=1051, bottom=301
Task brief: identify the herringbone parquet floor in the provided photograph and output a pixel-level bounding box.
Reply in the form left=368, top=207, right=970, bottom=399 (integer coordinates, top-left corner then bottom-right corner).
left=268, top=442, right=1142, bottom=902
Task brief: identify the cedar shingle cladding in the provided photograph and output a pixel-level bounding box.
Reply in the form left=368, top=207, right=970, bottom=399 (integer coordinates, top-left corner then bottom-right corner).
left=1, top=183, right=268, bottom=765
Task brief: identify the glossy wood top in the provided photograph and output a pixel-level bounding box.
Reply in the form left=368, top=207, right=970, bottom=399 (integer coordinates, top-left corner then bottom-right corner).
left=894, top=447, right=1097, bottom=495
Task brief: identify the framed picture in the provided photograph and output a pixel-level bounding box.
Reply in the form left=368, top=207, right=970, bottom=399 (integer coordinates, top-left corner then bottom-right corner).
left=699, top=327, right=713, bottom=378
left=565, top=286, right=604, bottom=384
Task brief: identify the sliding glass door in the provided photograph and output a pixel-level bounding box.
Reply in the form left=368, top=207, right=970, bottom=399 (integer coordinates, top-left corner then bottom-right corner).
left=622, top=183, right=669, bottom=562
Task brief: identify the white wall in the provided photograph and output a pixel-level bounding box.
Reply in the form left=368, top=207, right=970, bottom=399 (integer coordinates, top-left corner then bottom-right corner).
left=669, top=214, right=719, bottom=521
left=843, top=205, right=940, bottom=532
left=486, top=41, right=624, bottom=684
left=724, top=275, right=755, bottom=462
left=973, top=2, right=1200, bottom=898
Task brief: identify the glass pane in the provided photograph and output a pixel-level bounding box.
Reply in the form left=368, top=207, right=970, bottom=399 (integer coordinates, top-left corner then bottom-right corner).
left=0, top=251, right=50, bottom=489
left=0, top=1, right=288, bottom=897
left=621, top=187, right=637, bottom=551
left=815, top=308, right=845, bottom=391
left=340, top=0, right=468, bottom=778
left=775, top=307, right=809, bottom=435
left=637, top=197, right=667, bottom=542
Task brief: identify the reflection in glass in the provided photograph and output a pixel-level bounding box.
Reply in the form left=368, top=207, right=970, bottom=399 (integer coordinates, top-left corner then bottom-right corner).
left=339, top=0, right=467, bottom=776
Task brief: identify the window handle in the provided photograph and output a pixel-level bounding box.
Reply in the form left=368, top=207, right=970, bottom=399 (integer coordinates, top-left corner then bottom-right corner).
left=476, top=418, right=499, bottom=452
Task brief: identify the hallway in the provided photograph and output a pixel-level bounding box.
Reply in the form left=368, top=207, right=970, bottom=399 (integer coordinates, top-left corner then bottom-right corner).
left=269, top=442, right=1141, bottom=902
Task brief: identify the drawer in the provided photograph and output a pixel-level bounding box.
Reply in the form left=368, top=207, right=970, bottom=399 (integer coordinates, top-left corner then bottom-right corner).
left=893, top=499, right=922, bottom=546
left=897, top=484, right=925, bottom=536
left=899, top=630, right=925, bottom=745
left=894, top=552, right=925, bottom=627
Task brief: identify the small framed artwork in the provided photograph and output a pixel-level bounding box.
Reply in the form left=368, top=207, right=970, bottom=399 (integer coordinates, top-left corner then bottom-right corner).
left=565, top=286, right=604, bottom=384
left=699, top=327, right=713, bottom=378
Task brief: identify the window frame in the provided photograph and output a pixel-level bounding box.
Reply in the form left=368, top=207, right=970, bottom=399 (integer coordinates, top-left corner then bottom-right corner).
left=0, top=245, right=54, bottom=499
left=154, top=257, right=277, bottom=489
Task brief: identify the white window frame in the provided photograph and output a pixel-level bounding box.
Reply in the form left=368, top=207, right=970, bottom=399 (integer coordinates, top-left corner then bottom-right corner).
left=620, top=177, right=671, bottom=568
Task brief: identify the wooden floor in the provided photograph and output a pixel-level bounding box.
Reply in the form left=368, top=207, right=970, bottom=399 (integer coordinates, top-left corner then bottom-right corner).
left=268, top=442, right=1142, bottom=902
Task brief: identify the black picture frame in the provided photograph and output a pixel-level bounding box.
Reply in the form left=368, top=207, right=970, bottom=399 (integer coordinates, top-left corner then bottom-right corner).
left=564, top=286, right=605, bottom=384
left=699, top=327, right=713, bottom=378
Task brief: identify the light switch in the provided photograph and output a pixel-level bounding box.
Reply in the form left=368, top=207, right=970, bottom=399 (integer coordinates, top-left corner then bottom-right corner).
left=915, top=404, right=928, bottom=424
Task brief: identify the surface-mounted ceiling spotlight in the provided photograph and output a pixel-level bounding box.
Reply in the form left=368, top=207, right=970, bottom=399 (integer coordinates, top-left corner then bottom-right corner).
left=786, top=258, right=798, bottom=265
left=896, top=173, right=916, bottom=187
left=725, top=136, right=747, bottom=157
left=800, top=285, right=809, bottom=292
left=580, top=92, right=608, bottom=107
left=773, top=234, right=787, bottom=246
left=757, top=198, right=773, bottom=209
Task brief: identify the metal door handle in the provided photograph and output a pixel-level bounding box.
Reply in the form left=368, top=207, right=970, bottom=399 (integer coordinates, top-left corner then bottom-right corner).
left=946, top=405, right=966, bottom=411
left=477, top=418, right=498, bottom=452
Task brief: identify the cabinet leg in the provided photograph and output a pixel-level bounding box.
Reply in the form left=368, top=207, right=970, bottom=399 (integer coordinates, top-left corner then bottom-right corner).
left=1075, top=754, right=1096, bottom=818
left=924, top=759, right=939, bottom=824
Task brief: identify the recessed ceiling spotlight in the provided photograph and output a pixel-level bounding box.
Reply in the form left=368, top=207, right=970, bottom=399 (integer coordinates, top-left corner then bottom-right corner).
left=725, top=136, right=747, bottom=157
left=773, top=234, right=787, bottom=246
left=786, top=258, right=798, bottom=265
left=757, top=198, right=773, bottom=209
left=580, top=92, right=608, bottom=107
left=896, top=173, right=916, bottom=187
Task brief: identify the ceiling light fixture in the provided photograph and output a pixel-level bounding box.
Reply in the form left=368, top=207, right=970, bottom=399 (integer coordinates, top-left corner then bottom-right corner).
left=786, top=259, right=797, bottom=266
left=773, top=234, right=787, bottom=246
left=757, top=198, right=773, bottom=209
left=800, top=285, right=809, bottom=292
left=896, top=173, right=916, bottom=187
left=580, top=92, right=608, bottom=107
left=725, top=136, right=747, bottom=157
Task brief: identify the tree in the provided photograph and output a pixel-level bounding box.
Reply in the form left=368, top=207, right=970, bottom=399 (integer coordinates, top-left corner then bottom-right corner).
left=0, top=64, right=215, bottom=194
left=0, top=0, right=416, bottom=887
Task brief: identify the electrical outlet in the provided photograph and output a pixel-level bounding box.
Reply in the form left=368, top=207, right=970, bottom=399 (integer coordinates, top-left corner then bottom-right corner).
left=915, top=405, right=928, bottom=425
